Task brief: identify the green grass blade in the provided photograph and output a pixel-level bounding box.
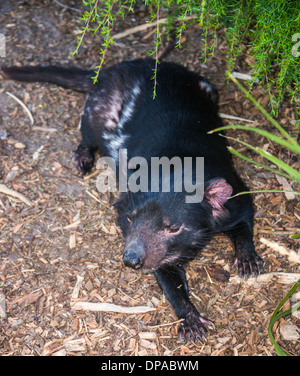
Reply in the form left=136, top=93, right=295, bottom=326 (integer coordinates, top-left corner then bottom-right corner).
left=227, top=146, right=293, bottom=181
left=230, top=189, right=300, bottom=198
left=209, top=125, right=300, bottom=154
left=290, top=233, right=300, bottom=239
left=220, top=134, right=300, bottom=183
left=256, top=148, right=300, bottom=183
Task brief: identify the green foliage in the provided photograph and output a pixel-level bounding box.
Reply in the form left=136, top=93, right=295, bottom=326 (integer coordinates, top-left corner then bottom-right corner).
left=72, top=0, right=130, bottom=82
left=74, top=0, right=300, bottom=114
left=210, top=72, right=300, bottom=194
left=268, top=279, right=300, bottom=356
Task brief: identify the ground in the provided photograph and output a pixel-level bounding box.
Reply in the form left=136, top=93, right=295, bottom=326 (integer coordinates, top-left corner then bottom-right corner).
left=0, top=0, right=299, bottom=356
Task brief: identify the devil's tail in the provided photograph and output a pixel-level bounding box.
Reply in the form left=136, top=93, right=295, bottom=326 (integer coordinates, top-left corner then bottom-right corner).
left=1, top=65, right=94, bottom=93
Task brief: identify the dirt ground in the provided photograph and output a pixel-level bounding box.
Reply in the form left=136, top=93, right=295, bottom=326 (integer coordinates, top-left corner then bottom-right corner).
left=0, top=0, right=299, bottom=356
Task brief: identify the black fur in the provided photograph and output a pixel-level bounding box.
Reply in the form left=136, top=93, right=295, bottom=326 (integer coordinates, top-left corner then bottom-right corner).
left=2, top=59, right=263, bottom=343
left=2, top=66, right=94, bottom=92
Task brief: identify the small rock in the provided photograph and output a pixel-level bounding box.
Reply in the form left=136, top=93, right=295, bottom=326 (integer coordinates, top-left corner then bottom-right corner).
left=14, top=142, right=26, bottom=149
left=64, top=337, right=86, bottom=352
left=280, top=323, right=299, bottom=341
left=138, top=332, right=157, bottom=340
left=4, top=168, right=18, bottom=183
left=0, top=129, right=8, bottom=140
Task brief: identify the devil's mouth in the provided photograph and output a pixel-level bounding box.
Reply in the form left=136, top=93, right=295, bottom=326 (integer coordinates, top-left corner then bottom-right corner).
left=137, top=252, right=181, bottom=273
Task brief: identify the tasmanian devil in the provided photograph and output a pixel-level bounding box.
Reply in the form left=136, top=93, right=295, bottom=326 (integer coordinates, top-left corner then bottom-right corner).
left=2, top=59, right=263, bottom=343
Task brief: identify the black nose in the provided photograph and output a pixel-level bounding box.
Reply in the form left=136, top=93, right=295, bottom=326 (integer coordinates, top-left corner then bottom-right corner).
left=123, top=242, right=145, bottom=269
left=123, top=250, right=144, bottom=269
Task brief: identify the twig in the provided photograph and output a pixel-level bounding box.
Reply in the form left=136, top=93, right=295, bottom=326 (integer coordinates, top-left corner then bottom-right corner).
left=230, top=272, right=300, bottom=286
left=147, top=318, right=184, bottom=329
left=260, top=237, right=300, bottom=264
left=6, top=92, right=34, bottom=125
left=83, top=170, right=99, bottom=180
left=219, top=113, right=255, bottom=123
left=158, top=39, right=177, bottom=60
left=71, top=301, right=156, bottom=314
left=32, top=126, right=57, bottom=133
left=113, top=15, right=197, bottom=40
left=85, top=189, right=102, bottom=204
left=53, top=0, right=82, bottom=13
left=50, top=219, right=81, bottom=232
left=0, top=183, right=33, bottom=207
left=71, top=275, right=84, bottom=299
left=203, top=266, right=214, bottom=284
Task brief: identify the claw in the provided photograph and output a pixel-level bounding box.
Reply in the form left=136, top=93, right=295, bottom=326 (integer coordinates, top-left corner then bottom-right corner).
left=73, top=145, right=94, bottom=175
left=232, top=253, right=263, bottom=280
left=177, top=311, right=212, bottom=344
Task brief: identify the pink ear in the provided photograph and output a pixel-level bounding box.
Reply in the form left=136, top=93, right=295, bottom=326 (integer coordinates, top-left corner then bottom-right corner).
left=204, top=179, right=232, bottom=219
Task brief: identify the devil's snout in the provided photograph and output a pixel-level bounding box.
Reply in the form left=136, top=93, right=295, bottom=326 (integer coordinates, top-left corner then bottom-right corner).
left=123, top=240, right=146, bottom=270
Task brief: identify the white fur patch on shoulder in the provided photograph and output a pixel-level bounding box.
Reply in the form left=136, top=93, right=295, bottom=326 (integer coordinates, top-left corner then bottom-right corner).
left=101, top=81, right=141, bottom=159
left=119, top=82, right=141, bottom=128
left=101, top=82, right=141, bottom=160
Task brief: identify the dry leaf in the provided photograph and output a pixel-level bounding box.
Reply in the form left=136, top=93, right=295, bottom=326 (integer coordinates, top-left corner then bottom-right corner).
left=10, top=291, right=43, bottom=306
left=275, top=175, right=295, bottom=200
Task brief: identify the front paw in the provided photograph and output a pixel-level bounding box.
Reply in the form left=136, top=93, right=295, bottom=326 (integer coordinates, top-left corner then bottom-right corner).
left=178, top=310, right=212, bottom=344
left=232, top=252, right=263, bottom=279
left=73, top=145, right=94, bottom=175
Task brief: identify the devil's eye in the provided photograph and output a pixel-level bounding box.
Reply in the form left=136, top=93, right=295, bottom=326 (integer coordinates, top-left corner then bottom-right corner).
left=166, top=226, right=181, bottom=234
